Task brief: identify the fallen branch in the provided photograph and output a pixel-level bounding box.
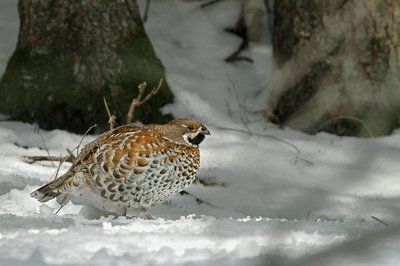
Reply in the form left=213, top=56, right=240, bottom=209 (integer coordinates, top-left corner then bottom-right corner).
left=216, top=126, right=314, bottom=166
left=225, top=40, right=253, bottom=63
left=25, top=124, right=96, bottom=165
left=371, top=215, right=389, bottom=226
left=195, top=176, right=225, bottom=187
left=292, top=116, right=374, bottom=164
left=53, top=155, right=68, bottom=180
left=24, top=155, right=72, bottom=164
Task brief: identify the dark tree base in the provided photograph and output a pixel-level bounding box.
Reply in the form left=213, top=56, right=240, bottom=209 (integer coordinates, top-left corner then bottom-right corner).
left=0, top=0, right=173, bottom=133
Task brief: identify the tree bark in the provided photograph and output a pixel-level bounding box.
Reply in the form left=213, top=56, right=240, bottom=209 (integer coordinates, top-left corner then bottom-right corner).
left=268, top=0, right=400, bottom=136
left=0, top=0, right=173, bottom=133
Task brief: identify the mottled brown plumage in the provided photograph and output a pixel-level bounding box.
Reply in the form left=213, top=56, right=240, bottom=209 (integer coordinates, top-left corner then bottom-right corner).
left=31, top=118, right=210, bottom=219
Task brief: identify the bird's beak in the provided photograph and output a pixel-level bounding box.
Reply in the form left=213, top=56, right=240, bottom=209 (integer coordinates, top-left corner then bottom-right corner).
left=201, top=126, right=210, bottom=136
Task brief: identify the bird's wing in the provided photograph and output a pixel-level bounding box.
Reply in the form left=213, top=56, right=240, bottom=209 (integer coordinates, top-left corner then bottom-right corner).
left=86, top=125, right=173, bottom=185
left=76, top=125, right=142, bottom=163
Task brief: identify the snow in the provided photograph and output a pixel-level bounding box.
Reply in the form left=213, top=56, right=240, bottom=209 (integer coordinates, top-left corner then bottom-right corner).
left=1, top=0, right=400, bottom=265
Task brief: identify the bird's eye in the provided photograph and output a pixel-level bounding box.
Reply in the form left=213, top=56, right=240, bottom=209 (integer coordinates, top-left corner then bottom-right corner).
left=188, top=125, right=194, bottom=130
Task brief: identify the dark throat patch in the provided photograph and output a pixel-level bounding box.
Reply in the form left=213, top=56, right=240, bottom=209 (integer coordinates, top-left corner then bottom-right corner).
left=188, top=133, right=205, bottom=146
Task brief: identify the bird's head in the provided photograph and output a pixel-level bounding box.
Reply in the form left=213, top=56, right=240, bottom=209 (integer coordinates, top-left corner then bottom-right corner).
left=167, top=118, right=210, bottom=146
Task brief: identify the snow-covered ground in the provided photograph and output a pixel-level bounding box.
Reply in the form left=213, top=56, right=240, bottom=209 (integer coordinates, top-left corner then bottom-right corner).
left=1, top=0, right=400, bottom=265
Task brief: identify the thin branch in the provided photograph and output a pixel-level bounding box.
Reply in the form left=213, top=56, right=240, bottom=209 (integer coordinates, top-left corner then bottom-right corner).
left=28, top=124, right=97, bottom=165
left=103, top=98, right=116, bottom=130
left=179, top=190, right=216, bottom=206
left=195, top=176, right=225, bottom=187
left=224, top=4, right=253, bottom=63
left=24, top=155, right=72, bottom=164
left=293, top=116, right=374, bottom=164
left=201, top=0, right=223, bottom=8
left=314, top=116, right=374, bottom=138
left=38, top=131, right=55, bottom=167
left=55, top=194, right=70, bottom=214
left=217, top=126, right=300, bottom=153
left=140, top=79, right=163, bottom=105
left=371, top=216, right=389, bottom=226
left=53, top=155, right=68, bottom=180
left=306, top=209, right=311, bottom=221
left=66, top=148, right=77, bottom=163
left=216, top=126, right=314, bottom=166
left=226, top=74, right=254, bottom=133
left=225, top=40, right=253, bottom=63
left=127, top=78, right=163, bottom=124
left=69, top=124, right=97, bottom=160
left=143, top=0, right=151, bottom=22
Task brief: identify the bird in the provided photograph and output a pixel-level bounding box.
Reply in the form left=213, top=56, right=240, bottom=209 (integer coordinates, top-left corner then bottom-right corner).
left=31, top=118, right=210, bottom=219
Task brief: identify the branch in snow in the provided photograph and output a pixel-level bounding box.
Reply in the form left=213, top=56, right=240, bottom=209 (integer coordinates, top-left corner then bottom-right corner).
left=371, top=216, right=389, bottom=226
left=216, top=126, right=314, bottom=166
left=24, top=155, right=73, bottom=164
left=194, top=176, right=225, bottom=187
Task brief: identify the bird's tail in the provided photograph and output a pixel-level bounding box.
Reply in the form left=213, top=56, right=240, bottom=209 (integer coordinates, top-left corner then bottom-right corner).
left=31, top=173, right=71, bottom=203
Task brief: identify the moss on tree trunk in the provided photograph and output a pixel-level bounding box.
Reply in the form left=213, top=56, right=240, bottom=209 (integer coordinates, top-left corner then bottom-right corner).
left=268, top=0, right=400, bottom=137
left=0, top=0, right=173, bottom=133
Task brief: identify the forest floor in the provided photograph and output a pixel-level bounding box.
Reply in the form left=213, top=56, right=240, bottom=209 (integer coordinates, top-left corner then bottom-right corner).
left=1, top=0, right=400, bottom=265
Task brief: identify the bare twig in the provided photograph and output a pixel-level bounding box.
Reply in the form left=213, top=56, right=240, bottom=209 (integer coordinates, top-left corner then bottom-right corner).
left=55, top=194, right=70, bottom=214
left=53, top=155, right=68, bottom=180
left=201, top=0, right=223, bottom=8
left=216, top=126, right=314, bottom=166
left=24, top=155, right=72, bottom=164
left=67, top=124, right=97, bottom=161
left=217, top=126, right=300, bottom=153
left=28, top=124, right=96, bottom=166
left=55, top=205, right=64, bottom=214
left=225, top=41, right=253, bottom=63
left=77, top=124, right=97, bottom=155
left=127, top=79, right=163, bottom=124
left=239, top=103, right=252, bottom=133
left=306, top=209, right=311, bottom=221
left=195, top=176, right=225, bottom=187
left=226, top=74, right=254, bottom=133
left=315, top=116, right=374, bottom=138
left=224, top=3, right=253, bottom=63
left=224, top=86, right=234, bottom=116
left=38, top=131, right=55, bottom=167
left=179, top=190, right=216, bottom=206
left=292, top=116, right=374, bottom=164
left=143, top=0, right=151, bottom=22
left=103, top=98, right=116, bottom=130
left=371, top=216, right=389, bottom=226
left=66, top=148, right=77, bottom=163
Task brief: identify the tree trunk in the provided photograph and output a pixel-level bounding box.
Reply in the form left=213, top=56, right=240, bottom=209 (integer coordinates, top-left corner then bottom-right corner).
left=268, top=0, right=400, bottom=137
left=0, top=0, right=173, bottom=133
